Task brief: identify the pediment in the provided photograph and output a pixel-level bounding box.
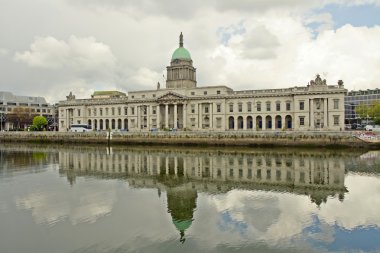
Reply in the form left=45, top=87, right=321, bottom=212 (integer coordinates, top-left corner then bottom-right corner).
left=157, top=92, right=186, bottom=101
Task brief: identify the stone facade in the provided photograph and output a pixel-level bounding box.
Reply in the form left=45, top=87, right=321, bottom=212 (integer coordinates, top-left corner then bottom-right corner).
left=58, top=34, right=346, bottom=132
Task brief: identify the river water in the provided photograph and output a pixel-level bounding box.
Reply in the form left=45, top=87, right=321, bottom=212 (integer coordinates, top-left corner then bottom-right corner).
left=0, top=144, right=379, bottom=253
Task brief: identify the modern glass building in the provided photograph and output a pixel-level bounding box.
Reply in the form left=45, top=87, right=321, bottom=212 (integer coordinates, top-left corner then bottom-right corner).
left=0, top=91, right=56, bottom=130
left=345, top=89, right=380, bottom=125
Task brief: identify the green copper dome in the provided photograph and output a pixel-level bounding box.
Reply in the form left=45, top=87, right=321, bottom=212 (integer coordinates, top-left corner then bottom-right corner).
left=172, top=47, right=191, bottom=60
left=171, top=32, right=192, bottom=60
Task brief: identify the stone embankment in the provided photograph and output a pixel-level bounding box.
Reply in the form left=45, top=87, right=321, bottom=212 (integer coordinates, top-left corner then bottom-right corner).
left=0, top=131, right=376, bottom=148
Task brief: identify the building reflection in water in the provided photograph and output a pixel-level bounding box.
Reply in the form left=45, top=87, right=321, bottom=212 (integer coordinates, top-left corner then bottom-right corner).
left=58, top=147, right=347, bottom=242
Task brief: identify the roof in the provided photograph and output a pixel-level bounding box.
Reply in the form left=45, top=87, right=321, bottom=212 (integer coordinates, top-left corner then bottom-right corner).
left=0, top=91, right=47, bottom=104
left=172, top=47, right=191, bottom=60
left=92, top=91, right=126, bottom=96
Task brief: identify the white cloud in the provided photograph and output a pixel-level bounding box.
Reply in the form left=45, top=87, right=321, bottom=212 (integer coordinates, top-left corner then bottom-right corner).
left=1, top=0, right=380, bottom=103
left=14, top=35, right=116, bottom=75
left=0, top=48, right=8, bottom=56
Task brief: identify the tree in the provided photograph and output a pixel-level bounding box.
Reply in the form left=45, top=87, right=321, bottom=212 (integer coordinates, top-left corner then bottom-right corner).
left=355, top=102, right=380, bottom=124
left=7, top=107, right=37, bottom=129
left=32, top=116, right=48, bottom=131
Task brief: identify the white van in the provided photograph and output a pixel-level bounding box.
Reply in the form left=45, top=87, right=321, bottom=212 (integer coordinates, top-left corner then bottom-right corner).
left=69, top=124, right=92, bottom=132
left=365, top=125, right=380, bottom=131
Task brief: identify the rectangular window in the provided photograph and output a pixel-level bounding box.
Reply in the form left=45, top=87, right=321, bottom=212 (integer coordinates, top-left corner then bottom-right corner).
left=204, top=91, right=207, bottom=95
left=118, top=107, right=121, bottom=115
left=152, top=106, right=157, bottom=114
left=105, top=108, right=109, bottom=115
left=334, top=99, right=339, bottom=109
left=217, top=104, right=221, bottom=113
left=238, top=103, right=242, bottom=112
left=333, top=115, right=339, bottom=125
left=112, top=108, right=115, bottom=116
left=229, top=104, right=233, bottom=113
left=247, top=102, right=252, bottom=112
left=88, top=109, right=91, bottom=116
left=124, top=107, right=128, bottom=115
left=266, top=102, right=271, bottom=111
left=286, top=102, right=291, bottom=111
left=77, top=109, right=81, bottom=117
left=217, top=90, right=221, bottom=95
left=257, top=103, right=261, bottom=112
left=299, top=101, right=304, bottom=110
left=299, top=116, right=305, bottom=126
left=131, top=107, right=135, bottom=115
left=191, top=105, right=195, bottom=113
left=191, top=92, right=195, bottom=95
left=94, top=108, right=97, bottom=116
left=205, top=106, right=209, bottom=113
left=276, top=103, right=280, bottom=111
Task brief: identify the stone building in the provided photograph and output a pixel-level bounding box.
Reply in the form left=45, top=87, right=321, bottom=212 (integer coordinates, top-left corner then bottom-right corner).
left=58, top=33, right=346, bottom=132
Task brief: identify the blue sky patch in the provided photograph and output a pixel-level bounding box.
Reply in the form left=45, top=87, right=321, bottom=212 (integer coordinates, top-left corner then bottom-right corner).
left=320, top=4, right=380, bottom=29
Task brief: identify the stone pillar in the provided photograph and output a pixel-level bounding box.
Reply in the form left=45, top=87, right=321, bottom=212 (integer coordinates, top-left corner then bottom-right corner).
left=252, top=117, right=256, bottom=131
left=157, top=105, right=160, bottom=129
left=146, top=105, right=150, bottom=130
left=282, top=116, right=286, bottom=130
left=183, top=104, right=187, bottom=129
left=174, top=103, right=178, bottom=129
left=137, top=106, right=141, bottom=130
left=198, top=104, right=202, bottom=129
left=165, top=104, right=169, bottom=128
left=210, top=103, right=213, bottom=129
left=324, top=98, right=328, bottom=129
left=243, top=116, right=247, bottom=130
left=310, top=99, right=314, bottom=129
left=262, top=117, right=266, bottom=130
left=234, top=117, right=238, bottom=130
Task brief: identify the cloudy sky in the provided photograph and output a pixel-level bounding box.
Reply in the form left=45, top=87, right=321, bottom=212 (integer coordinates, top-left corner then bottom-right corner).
left=1, top=0, right=380, bottom=103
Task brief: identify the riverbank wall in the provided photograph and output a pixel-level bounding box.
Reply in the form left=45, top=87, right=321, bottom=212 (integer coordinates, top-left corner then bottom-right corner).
left=0, top=131, right=374, bottom=148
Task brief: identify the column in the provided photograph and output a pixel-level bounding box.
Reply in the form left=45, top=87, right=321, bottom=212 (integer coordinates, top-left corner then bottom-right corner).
left=324, top=98, right=328, bottom=129
left=137, top=106, right=141, bottom=130
left=282, top=116, right=286, bottom=130
left=182, top=104, right=187, bottom=129
left=262, top=117, right=266, bottom=130
left=174, top=103, right=178, bottom=129
left=234, top=117, right=238, bottom=130
left=146, top=105, right=150, bottom=130
left=243, top=116, right=247, bottom=130
left=157, top=105, right=160, bottom=129
left=198, top=104, right=202, bottom=129
left=210, top=103, right=213, bottom=129
left=165, top=104, right=169, bottom=128
left=310, top=99, right=314, bottom=129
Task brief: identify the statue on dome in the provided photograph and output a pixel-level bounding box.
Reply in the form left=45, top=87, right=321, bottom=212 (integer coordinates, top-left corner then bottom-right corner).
left=157, top=82, right=160, bottom=90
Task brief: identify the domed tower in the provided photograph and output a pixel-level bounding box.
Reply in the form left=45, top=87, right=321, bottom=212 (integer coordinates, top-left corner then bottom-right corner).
left=166, top=33, right=197, bottom=89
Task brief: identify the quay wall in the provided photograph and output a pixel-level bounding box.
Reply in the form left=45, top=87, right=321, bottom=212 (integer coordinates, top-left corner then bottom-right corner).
left=0, top=131, right=372, bottom=148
